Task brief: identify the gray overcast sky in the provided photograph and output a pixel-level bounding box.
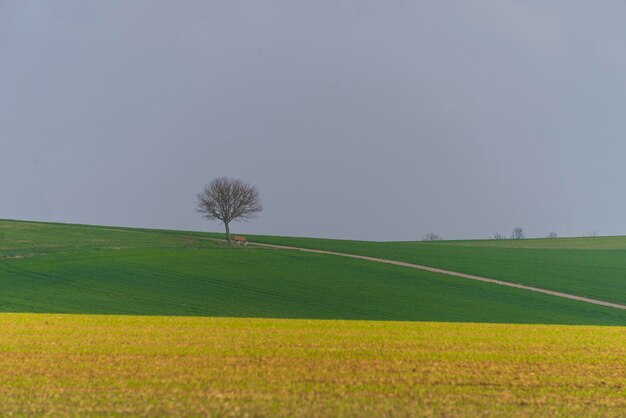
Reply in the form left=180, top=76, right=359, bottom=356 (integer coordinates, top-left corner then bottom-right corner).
left=2, top=1, right=626, bottom=241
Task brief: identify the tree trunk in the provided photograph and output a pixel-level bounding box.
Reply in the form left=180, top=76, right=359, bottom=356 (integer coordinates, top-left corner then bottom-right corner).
left=225, top=222, right=231, bottom=244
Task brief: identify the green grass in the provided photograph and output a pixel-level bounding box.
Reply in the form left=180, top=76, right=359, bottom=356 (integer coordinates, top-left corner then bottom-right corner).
left=1, top=219, right=625, bottom=324
left=245, top=234, right=626, bottom=306
left=2, top=314, right=625, bottom=416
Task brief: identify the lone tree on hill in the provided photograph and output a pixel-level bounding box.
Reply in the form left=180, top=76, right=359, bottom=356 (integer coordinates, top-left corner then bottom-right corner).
left=197, top=177, right=263, bottom=244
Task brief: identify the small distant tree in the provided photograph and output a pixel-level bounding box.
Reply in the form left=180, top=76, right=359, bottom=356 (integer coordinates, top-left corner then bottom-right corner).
left=197, top=177, right=263, bottom=244
left=511, top=227, right=525, bottom=240
left=547, top=232, right=558, bottom=239
left=423, top=233, right=443, bottom=242
left=493, top=233, right=505, bottom=240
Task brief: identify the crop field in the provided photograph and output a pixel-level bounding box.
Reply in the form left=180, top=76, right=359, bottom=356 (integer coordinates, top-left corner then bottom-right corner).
left=247, top=233, right=626, bottom=306
left=1, top=314, right=624, bottom=417
left=1, top=220, right=625, bottom=324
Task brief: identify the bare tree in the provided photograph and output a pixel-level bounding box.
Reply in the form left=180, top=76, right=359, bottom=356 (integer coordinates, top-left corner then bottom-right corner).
left=511, top=227, right=525, bottom=240
left=197, top=177, right=263, bottom=244
left=493, top=233, right=505, bottom=240
left=547, top=232, right=558, bottom=239
left=423, top=233, right=443, bottom=242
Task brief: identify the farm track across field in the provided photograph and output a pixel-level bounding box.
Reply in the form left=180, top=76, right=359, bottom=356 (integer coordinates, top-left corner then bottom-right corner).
left=248, top=241, right=626, bottom=311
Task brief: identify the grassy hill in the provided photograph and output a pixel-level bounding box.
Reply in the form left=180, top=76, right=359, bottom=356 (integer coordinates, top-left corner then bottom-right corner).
left=1, top=219, right=625, bottom=325
left=247, top=234, right=626, bottom=306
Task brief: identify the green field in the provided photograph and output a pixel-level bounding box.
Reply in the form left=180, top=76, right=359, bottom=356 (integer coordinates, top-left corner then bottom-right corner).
left=1, top=219, right=625, bottom=324
left=246, top=234, right=626, bottom=306
left=1, top=314, right=625, bottom=417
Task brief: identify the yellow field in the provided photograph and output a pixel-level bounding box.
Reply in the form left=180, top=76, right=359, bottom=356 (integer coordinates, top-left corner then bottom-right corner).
left=0, top=314, right=625, bottom=417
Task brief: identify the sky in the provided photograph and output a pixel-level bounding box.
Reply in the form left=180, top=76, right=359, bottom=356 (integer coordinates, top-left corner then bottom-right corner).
left=2, top=1, right=626, bottom=241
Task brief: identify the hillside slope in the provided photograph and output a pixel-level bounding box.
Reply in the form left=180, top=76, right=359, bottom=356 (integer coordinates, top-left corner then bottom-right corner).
left=248, top=234, right=626, bottom=306
left=1, top=220, right=625, bottom=324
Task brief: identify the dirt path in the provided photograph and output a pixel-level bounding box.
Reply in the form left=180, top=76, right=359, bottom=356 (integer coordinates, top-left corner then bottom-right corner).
left=250, top=242, right=626, bottom=311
